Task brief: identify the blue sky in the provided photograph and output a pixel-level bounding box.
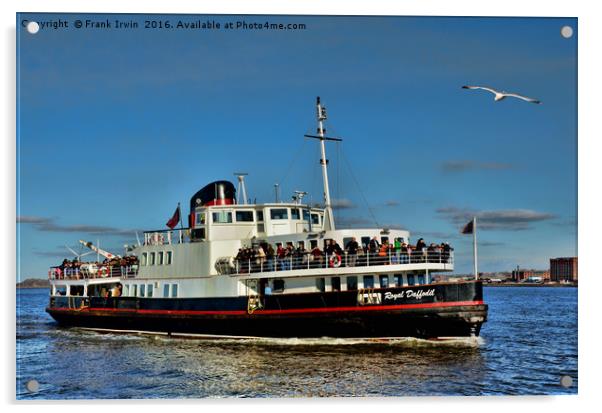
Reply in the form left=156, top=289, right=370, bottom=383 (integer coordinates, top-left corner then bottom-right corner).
left=16, top=14, right=577, bottom=278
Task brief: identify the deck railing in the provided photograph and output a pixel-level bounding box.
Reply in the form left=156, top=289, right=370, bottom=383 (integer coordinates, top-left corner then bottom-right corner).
left=48, top=264, right=139, bottom=280
left=228, top=249, right=454, bottom=275
left=144, top=229, right=189, bottom=246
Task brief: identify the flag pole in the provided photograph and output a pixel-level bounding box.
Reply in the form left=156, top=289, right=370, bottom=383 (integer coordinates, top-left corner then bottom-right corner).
left=178, top=202, right=183, bottom=230
left=473, top=216, right=478, bottom=280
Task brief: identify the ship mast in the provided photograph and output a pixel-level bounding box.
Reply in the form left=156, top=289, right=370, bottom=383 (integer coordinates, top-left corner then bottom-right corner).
left=304, top=96, right=342, bottom=231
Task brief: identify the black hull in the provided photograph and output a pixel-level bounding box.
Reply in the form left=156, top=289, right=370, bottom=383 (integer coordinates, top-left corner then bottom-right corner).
left=47, top=281, right=488, bottom=339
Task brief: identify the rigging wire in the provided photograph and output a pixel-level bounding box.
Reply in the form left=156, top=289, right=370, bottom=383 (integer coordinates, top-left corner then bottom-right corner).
left=272, top=135, right=309, bottom=202
left=339, top=146, right=380, bottom=228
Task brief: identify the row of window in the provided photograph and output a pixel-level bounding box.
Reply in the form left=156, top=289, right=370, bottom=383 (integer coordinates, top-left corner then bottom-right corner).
left=268, top=273, right=427, bottom=294
left=270, top=236, right=406, bottom=252
left=140, top=251, right=173, bottom=266
left=195, top=208, right=323, bottom=226
left=124, top=283, right=179, bottom=298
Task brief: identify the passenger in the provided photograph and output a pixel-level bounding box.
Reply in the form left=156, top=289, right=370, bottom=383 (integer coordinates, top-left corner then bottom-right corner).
left=235, top=248, right=246, bottom=274
left=400, top=242, right=409, bottom=264
left=345, top=237, right=359, bottom=267
left=120, top=257, right=128, bottom=276
left=368, top=237, right=380, bottom=264
left=256, top=245, right=266, bottom=272
left=295, top=242, right=308, bottom=269
left=276, top=244, right=286, bottom=271
left=285, top=244, right=294, bottom=270
left=394, top=238, right=402, bottom=263
left=310, top=245, right=323, bottom=268
left=333, top=240, right=343, bottom=256
left=442, top=243, right=452, bottom=263
left=378, top=240, right=390, bottom=264
left=427, top=243, right=436, bottom=263
left=407, top=244, right=416, bottom=263
left=266, top=243, right=275, bottom=272
left=415, top=238, right=427, bottom=262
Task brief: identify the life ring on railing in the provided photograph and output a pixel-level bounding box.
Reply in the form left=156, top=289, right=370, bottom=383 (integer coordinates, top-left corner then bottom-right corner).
left=329, top=254, right=342, bottom=268
left=98, top=266, right=108, bottom=278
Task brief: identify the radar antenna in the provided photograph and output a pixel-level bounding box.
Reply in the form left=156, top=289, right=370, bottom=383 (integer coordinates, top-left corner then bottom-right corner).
left=292, top=190, right=308, bottom=205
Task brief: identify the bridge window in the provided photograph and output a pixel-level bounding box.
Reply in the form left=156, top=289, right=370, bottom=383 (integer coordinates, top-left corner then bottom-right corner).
left=158, top=251, right=164, bottom=265
left=149, top=252, right=156, bottom=266
left=166, top=251, right=173, bottom=265
left=141, top=252, right=148, bottom=266
left=302, top=209, right=310, bottom=221
left=346, top=276, right=358, bottom=291
left=212, top=211, right=232, bottom=223
left=291, top=208, right=300, bottom=220
left=316, top=277, right=326, bottom=292
left=171, top=284, right=178, bottom=297
left=236, top=210, right=254, bottom=222
left=270, top=208, right=288, bottom=220
left=195, top=212, right=206, bottom=225
left=379, top=275, right=389, bottom=288
left=311, top=213, right=320, bottom=225
left=331, top=277, right=341, bottom=292
left=257, top=211, right=264, bottom=221
left=363, top=275, right=375, bottom=289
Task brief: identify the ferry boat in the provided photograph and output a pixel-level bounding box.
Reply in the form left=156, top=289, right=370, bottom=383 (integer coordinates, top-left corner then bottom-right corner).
left=46, top=98, right=488, bottom=339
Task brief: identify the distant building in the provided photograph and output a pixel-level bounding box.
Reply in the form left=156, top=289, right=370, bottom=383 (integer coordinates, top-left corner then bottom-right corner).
left=550, top=257, right=578, bottom=282
left=511, top=269, right=534, bottom=282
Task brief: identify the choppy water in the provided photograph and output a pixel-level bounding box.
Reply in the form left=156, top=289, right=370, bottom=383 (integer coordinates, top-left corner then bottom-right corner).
left=16, top=286, right=577, bottom=399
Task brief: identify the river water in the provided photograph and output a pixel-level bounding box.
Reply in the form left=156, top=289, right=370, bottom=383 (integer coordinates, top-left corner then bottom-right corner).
left=16, top=286, right=578, bottom=399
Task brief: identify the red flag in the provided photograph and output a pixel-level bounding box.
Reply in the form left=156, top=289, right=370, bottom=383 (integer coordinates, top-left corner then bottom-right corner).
left=461, top=219, right=474, bottom=234
left=166, top=204, right=181, bottom=229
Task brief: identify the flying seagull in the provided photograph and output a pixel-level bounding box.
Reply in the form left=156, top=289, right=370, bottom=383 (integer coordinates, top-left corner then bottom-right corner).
left=462, top=85, right=541, bottom=104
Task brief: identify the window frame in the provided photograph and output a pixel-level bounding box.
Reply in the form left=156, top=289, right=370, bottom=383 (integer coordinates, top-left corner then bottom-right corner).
left=270, top=208, right=289, bottom=220
left=316, top=277, right=326, bottom=292
left=212, top=210, right=233, bottom=224
left=235, top=210, right=255, bottom=222
left=346, top=276, right=358, bottom=291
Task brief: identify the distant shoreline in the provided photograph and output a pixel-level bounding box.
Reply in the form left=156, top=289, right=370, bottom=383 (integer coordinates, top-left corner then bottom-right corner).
left=16, top=279, right=50, bottom=289
left=483, top=282, right=577, bottom=288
